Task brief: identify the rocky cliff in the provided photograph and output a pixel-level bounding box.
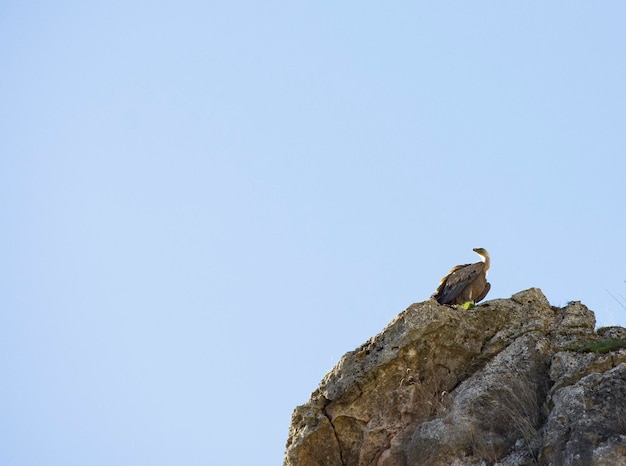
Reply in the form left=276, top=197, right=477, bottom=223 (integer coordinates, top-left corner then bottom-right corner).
left=284, top=289, right=626, bottom=465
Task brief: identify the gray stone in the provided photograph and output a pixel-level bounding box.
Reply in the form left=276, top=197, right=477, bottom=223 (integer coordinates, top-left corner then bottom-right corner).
left=284, top=289, right=626, bottom=466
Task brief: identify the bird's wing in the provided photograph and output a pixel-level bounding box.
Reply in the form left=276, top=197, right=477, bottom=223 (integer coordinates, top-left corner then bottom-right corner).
left=433, top=262, right=484, bottom=304
left=432, top=263, right=471, bottom=302
left=474, top=281, right=491, bottom=303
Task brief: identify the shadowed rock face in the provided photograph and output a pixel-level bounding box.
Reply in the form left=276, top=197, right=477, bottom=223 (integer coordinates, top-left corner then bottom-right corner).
left=284, top=289, right=626, bottom=466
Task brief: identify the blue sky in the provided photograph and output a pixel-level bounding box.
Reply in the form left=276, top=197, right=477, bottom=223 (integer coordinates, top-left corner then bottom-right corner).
left=2, top=2, right=625, bottom=465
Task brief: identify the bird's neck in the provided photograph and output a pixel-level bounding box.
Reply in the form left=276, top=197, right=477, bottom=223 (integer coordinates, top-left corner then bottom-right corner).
left=482, top=255, right=491, bottom=272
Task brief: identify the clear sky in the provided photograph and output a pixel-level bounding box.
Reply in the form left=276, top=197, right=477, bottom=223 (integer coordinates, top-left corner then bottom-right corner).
left=2, top=2, right=625, bottom=465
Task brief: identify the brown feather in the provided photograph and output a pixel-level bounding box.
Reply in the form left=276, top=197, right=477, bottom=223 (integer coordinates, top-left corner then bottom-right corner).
left=431, top=251, right=491, bottom=305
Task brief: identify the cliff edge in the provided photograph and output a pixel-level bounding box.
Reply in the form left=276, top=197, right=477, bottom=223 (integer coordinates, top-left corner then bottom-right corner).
left=284, top=289, right=626, bottom=465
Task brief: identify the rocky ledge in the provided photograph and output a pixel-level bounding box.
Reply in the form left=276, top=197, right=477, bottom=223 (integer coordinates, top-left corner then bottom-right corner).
left=284, top=289, right=626, bottom=466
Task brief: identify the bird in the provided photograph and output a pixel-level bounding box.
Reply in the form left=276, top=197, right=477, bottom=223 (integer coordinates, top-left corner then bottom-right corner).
left=431, top=248, right=491, bottom=306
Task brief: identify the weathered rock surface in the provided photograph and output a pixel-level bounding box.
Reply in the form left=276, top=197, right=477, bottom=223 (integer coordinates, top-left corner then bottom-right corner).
left=284, top=289, right=626, bottom=466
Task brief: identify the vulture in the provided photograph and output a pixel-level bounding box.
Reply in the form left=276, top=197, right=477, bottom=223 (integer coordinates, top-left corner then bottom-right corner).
left=431, top=248, right=491, bottom=305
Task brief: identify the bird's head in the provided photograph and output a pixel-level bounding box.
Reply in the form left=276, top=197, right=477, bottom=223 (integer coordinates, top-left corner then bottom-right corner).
left=472, top=248, right=489, bottom=261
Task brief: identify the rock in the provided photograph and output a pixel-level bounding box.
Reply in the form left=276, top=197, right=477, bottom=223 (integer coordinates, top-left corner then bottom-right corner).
left=596, top=326, right=626, bottom=340
left=284, top=289, right=626, bottom=465
left=540, top=363, right=626, bottom=465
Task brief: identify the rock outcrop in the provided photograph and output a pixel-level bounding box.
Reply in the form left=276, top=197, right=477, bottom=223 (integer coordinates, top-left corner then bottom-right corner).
left=284, top=289, right=626, bottom=465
